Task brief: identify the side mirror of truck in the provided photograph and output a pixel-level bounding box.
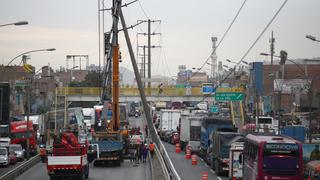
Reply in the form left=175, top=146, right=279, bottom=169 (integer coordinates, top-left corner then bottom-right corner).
left=239, top=153, right=243, bottom=164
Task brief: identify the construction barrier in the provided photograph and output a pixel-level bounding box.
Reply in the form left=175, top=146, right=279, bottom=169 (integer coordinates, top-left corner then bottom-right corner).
left=185, top=146, right=191, bottom=159
left=175, top=143, right=181, bottom=153
left=201, top=172, right=208, bottom=180
left=191, top=154, right=197, bottom=165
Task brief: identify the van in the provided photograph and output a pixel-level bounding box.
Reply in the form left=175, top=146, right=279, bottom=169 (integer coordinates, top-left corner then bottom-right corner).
left=0, top=147, right=9, bottom=167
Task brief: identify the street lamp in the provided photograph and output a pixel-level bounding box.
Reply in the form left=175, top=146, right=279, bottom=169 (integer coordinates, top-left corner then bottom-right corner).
left=226, top=59, right=249, bottom=65
left=0, top=21, right=28, bottom=27
left=306, top=35, right=320, bottom=42
left=7, top=48, right=56, bottom=66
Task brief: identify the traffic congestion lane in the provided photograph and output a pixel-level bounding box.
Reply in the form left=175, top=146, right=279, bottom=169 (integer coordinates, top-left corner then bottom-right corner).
left=162, top=142, right=228, bottom=180
left=16, top=159, right=149, bottom=180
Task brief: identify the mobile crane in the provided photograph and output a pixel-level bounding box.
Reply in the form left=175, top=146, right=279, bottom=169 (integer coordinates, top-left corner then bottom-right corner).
left=91, top=0, right=128, bottom=167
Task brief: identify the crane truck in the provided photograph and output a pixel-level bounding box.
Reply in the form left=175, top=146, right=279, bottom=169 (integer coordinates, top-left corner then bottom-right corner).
left=47, top=131, right=89, bottom=180
left=91, top=1, right=129, bottom=166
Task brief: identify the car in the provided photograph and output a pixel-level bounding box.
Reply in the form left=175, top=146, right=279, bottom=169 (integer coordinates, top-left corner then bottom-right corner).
left=0, top=147, right=9, bottom=167
left=9, top=151, right=17, bottom=165
left=9, top=144, right=24, bottom=161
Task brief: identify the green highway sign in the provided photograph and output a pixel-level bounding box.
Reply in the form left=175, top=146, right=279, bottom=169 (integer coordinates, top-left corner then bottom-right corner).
left=210, top=105, right=219, bottom=113
left=215, top=92, right=244, bottom=101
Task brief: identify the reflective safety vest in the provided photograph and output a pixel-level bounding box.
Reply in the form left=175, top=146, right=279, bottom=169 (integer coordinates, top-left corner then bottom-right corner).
left=149, top=143, right=155, bottom=151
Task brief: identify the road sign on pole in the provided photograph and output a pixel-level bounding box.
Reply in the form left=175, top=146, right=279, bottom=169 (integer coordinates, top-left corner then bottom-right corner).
left=210, top=105, right=219, bottom=113
left=215, top=92, right=244, bottom=101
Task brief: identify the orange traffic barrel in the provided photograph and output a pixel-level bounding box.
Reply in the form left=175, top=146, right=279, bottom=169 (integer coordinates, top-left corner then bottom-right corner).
left=191, top=154, right=197, bottom=165
left=175, top=143, right=181, bottom=153
left=201, top=172, right=208, bottom=180
left=185, top=147, right=191, bottom=159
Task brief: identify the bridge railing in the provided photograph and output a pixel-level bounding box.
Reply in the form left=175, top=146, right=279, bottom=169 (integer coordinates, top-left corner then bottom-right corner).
left=56, top=87, right=203, bottom=97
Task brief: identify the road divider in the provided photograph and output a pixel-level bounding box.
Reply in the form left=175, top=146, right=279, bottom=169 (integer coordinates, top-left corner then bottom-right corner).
left=0, top=154, right=40, bottom=180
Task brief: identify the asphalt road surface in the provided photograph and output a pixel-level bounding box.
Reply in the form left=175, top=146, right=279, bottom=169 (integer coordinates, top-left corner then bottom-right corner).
left=162, top=142, right=228, bottom=180
left=16, top=159, right=149, bottom=180
left=15, top=116, right=150, bottom=180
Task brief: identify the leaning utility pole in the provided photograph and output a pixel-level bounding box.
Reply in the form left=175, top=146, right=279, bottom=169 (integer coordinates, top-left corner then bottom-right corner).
left=120, top=11, right=157, bottom=144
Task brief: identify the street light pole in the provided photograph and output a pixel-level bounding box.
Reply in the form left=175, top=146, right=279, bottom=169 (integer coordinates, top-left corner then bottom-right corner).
left=7, top=48, right=56, bottom=66
left=0, top=21, right=28, bottom=27
left=306, top=35, right=320, bottom=42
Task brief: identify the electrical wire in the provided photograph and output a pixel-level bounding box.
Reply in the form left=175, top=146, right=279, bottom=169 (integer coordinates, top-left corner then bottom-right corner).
left=196, top=0, right=247, bottom=74
left=138, top=0, right=149, bottom=19
left=200, top=0, right=289, bottom=102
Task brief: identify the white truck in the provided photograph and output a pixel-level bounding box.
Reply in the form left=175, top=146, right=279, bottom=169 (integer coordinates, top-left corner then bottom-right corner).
left=228, top=142, right=244, bottom=180
left=159, top=109, right=181, bottom=139
left=82, top=108, right=95, bottom=129
left=179, top=110, right=207, bottom=152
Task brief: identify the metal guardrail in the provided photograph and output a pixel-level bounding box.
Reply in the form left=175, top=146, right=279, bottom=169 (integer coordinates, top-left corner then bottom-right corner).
left=151, top=124, right=181, bottom=180
left=0, top=154, right=40, bottom=180
left=154, top=145, right=170, bottom=180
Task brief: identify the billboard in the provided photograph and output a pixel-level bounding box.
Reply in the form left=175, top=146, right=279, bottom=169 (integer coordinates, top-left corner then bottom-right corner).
left=303, top=144, right=320, bottom=163
left=274, top=79, right=310, bottom=94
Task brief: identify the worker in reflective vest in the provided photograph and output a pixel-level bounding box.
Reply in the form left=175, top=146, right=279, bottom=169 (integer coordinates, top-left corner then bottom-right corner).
left=149, top=142, right=155, bottom=159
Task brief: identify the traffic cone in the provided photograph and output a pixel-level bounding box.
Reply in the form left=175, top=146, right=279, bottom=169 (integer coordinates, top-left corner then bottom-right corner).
left=201, top=172, right=208, bottom=180
left=175, top=143, right=181, bottom=153
left=185, top=146, right=191, bottom=159
left=191, top=154, right=197, bottom=165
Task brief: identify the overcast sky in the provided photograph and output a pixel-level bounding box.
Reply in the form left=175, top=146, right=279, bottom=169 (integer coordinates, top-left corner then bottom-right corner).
left=0, top=0, right=319, bottom=77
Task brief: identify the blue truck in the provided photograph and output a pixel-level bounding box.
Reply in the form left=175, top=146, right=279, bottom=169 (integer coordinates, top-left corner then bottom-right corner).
left=199, top=116, right=234, bottom=164
left=211, top=131, right=243, bottom=175
left=90, top=140, right=123, bottom=166
left=281, top=125, right=306, bottom=142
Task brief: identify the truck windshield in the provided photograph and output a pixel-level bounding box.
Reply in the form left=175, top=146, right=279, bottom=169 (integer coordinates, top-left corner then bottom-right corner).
left=10, top=146, right=22, bottom=151
left=263, top=143, right=300, bottom=175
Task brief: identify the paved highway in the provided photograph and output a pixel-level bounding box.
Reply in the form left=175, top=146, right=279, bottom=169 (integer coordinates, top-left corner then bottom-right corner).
left=16, top=159, right=149, bottom=180
left=16, top=116, right=150, bottom=180
left=162, top=142, right=228, bottom=180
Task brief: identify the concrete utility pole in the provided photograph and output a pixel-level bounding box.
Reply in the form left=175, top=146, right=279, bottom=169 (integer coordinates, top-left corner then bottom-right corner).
left=137, top=19, right=161, bottom=88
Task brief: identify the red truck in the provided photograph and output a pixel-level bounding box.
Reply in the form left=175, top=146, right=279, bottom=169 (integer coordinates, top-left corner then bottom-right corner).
left=10, top=120, right=37, bottom=156
left=47, top=131, right=89, bottom=180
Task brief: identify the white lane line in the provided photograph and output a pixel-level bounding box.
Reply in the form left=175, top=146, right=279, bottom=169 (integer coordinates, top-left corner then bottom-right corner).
left=217, top=177, right=222, bottom=180
left=210, top=169, right=215, bottom=174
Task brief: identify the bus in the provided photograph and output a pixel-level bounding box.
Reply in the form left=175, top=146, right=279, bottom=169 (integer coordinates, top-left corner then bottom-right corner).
left=243, top=134, right=303, bottom=180
left=256, top=116, right=278, bottom=134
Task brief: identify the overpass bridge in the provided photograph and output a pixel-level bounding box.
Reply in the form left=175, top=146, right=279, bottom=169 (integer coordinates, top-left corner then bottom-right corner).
left=56, top=87, right=214, bottom=102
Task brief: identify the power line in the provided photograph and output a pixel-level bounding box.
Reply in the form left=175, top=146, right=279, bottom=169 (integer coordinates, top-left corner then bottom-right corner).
left=138, top=0, right=149, bottom=19
left=200, top=0, right=289, bottom=102
left=196, top=0, right=247, bottom=74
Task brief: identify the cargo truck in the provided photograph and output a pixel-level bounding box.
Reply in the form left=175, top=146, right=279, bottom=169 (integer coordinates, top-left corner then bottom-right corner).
left=159, top=109, right=181, bottom=140
left=229, top=141, right=244, bottom=179
left=179, top=110, right=207, bottom=152
left=47, top=131, right=89, bottom=180
left=211, top=131, right=243, bottom=176
left=199, top=116, right=234, bottom=164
